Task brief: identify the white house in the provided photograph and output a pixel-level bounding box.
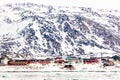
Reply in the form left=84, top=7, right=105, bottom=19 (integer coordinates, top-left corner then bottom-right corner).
left=1, top=57, right=9, bottom=65
left=0, top=55, right=10, bottom=65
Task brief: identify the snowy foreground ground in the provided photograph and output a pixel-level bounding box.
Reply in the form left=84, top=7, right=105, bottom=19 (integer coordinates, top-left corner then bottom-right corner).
left=0, top=71, right=120, bottom=80
left=0, top=63, right=120, bottom=80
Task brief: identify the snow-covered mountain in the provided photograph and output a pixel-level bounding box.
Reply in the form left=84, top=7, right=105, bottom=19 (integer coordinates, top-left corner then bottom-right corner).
left=0, top=3, right=120, bottom=58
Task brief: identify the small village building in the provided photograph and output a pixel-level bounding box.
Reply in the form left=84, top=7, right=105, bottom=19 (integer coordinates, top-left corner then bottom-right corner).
left=65, top=56, right=78, bottom=63
left=37, top=59, right=50, bottom=65
left=0, top=57, right=9, bottom=65
left=28, top=59, right=37, bottom=64
left=63, top=65, right=75, bottom=70
left=103, top=60, right=115, bottom=67
left=54, top=56, right=64, bottom=64
left=78, top=57, right=83, bottom=63
left=83, top=58, right=98, bottom=64
left=8, top=59, right=29, bottom=65
left=54, top=59, right=64, bottom=64
left=54, top=57, right=63, bottom=61
left=0, top=55, right=10, bottom=65
left=111, top=55, right=120, bottom=61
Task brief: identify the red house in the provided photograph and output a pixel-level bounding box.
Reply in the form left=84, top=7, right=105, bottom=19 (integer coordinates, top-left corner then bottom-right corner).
left=83, top=58, right=98, bottom=64
left=54, top=59, right=64, bottom=64
left=54, top=57, right=64, bottom=64
left=37, top=59, right=50, bottom=65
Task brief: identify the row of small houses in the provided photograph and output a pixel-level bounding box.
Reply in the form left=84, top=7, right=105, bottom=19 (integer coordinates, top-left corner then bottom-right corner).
left=0, top=54, right=120, bottom=66
left=0, top=55, right=99, bottom=65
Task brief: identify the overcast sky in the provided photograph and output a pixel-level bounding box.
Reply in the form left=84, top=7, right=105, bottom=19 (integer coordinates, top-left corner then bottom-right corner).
left=0, top=0, right=120, bottom=10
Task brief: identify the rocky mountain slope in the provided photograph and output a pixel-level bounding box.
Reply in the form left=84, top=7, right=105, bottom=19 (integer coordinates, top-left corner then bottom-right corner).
left=0, top=3, right=120, bottom=58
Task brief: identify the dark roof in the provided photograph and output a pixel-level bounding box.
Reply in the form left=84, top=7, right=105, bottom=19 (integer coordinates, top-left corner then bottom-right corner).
left=64, top=65, right=73, bottom=68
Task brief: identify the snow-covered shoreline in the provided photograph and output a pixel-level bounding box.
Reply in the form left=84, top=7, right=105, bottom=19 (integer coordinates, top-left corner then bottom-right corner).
left=0, top=62, right=120, bottom=72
